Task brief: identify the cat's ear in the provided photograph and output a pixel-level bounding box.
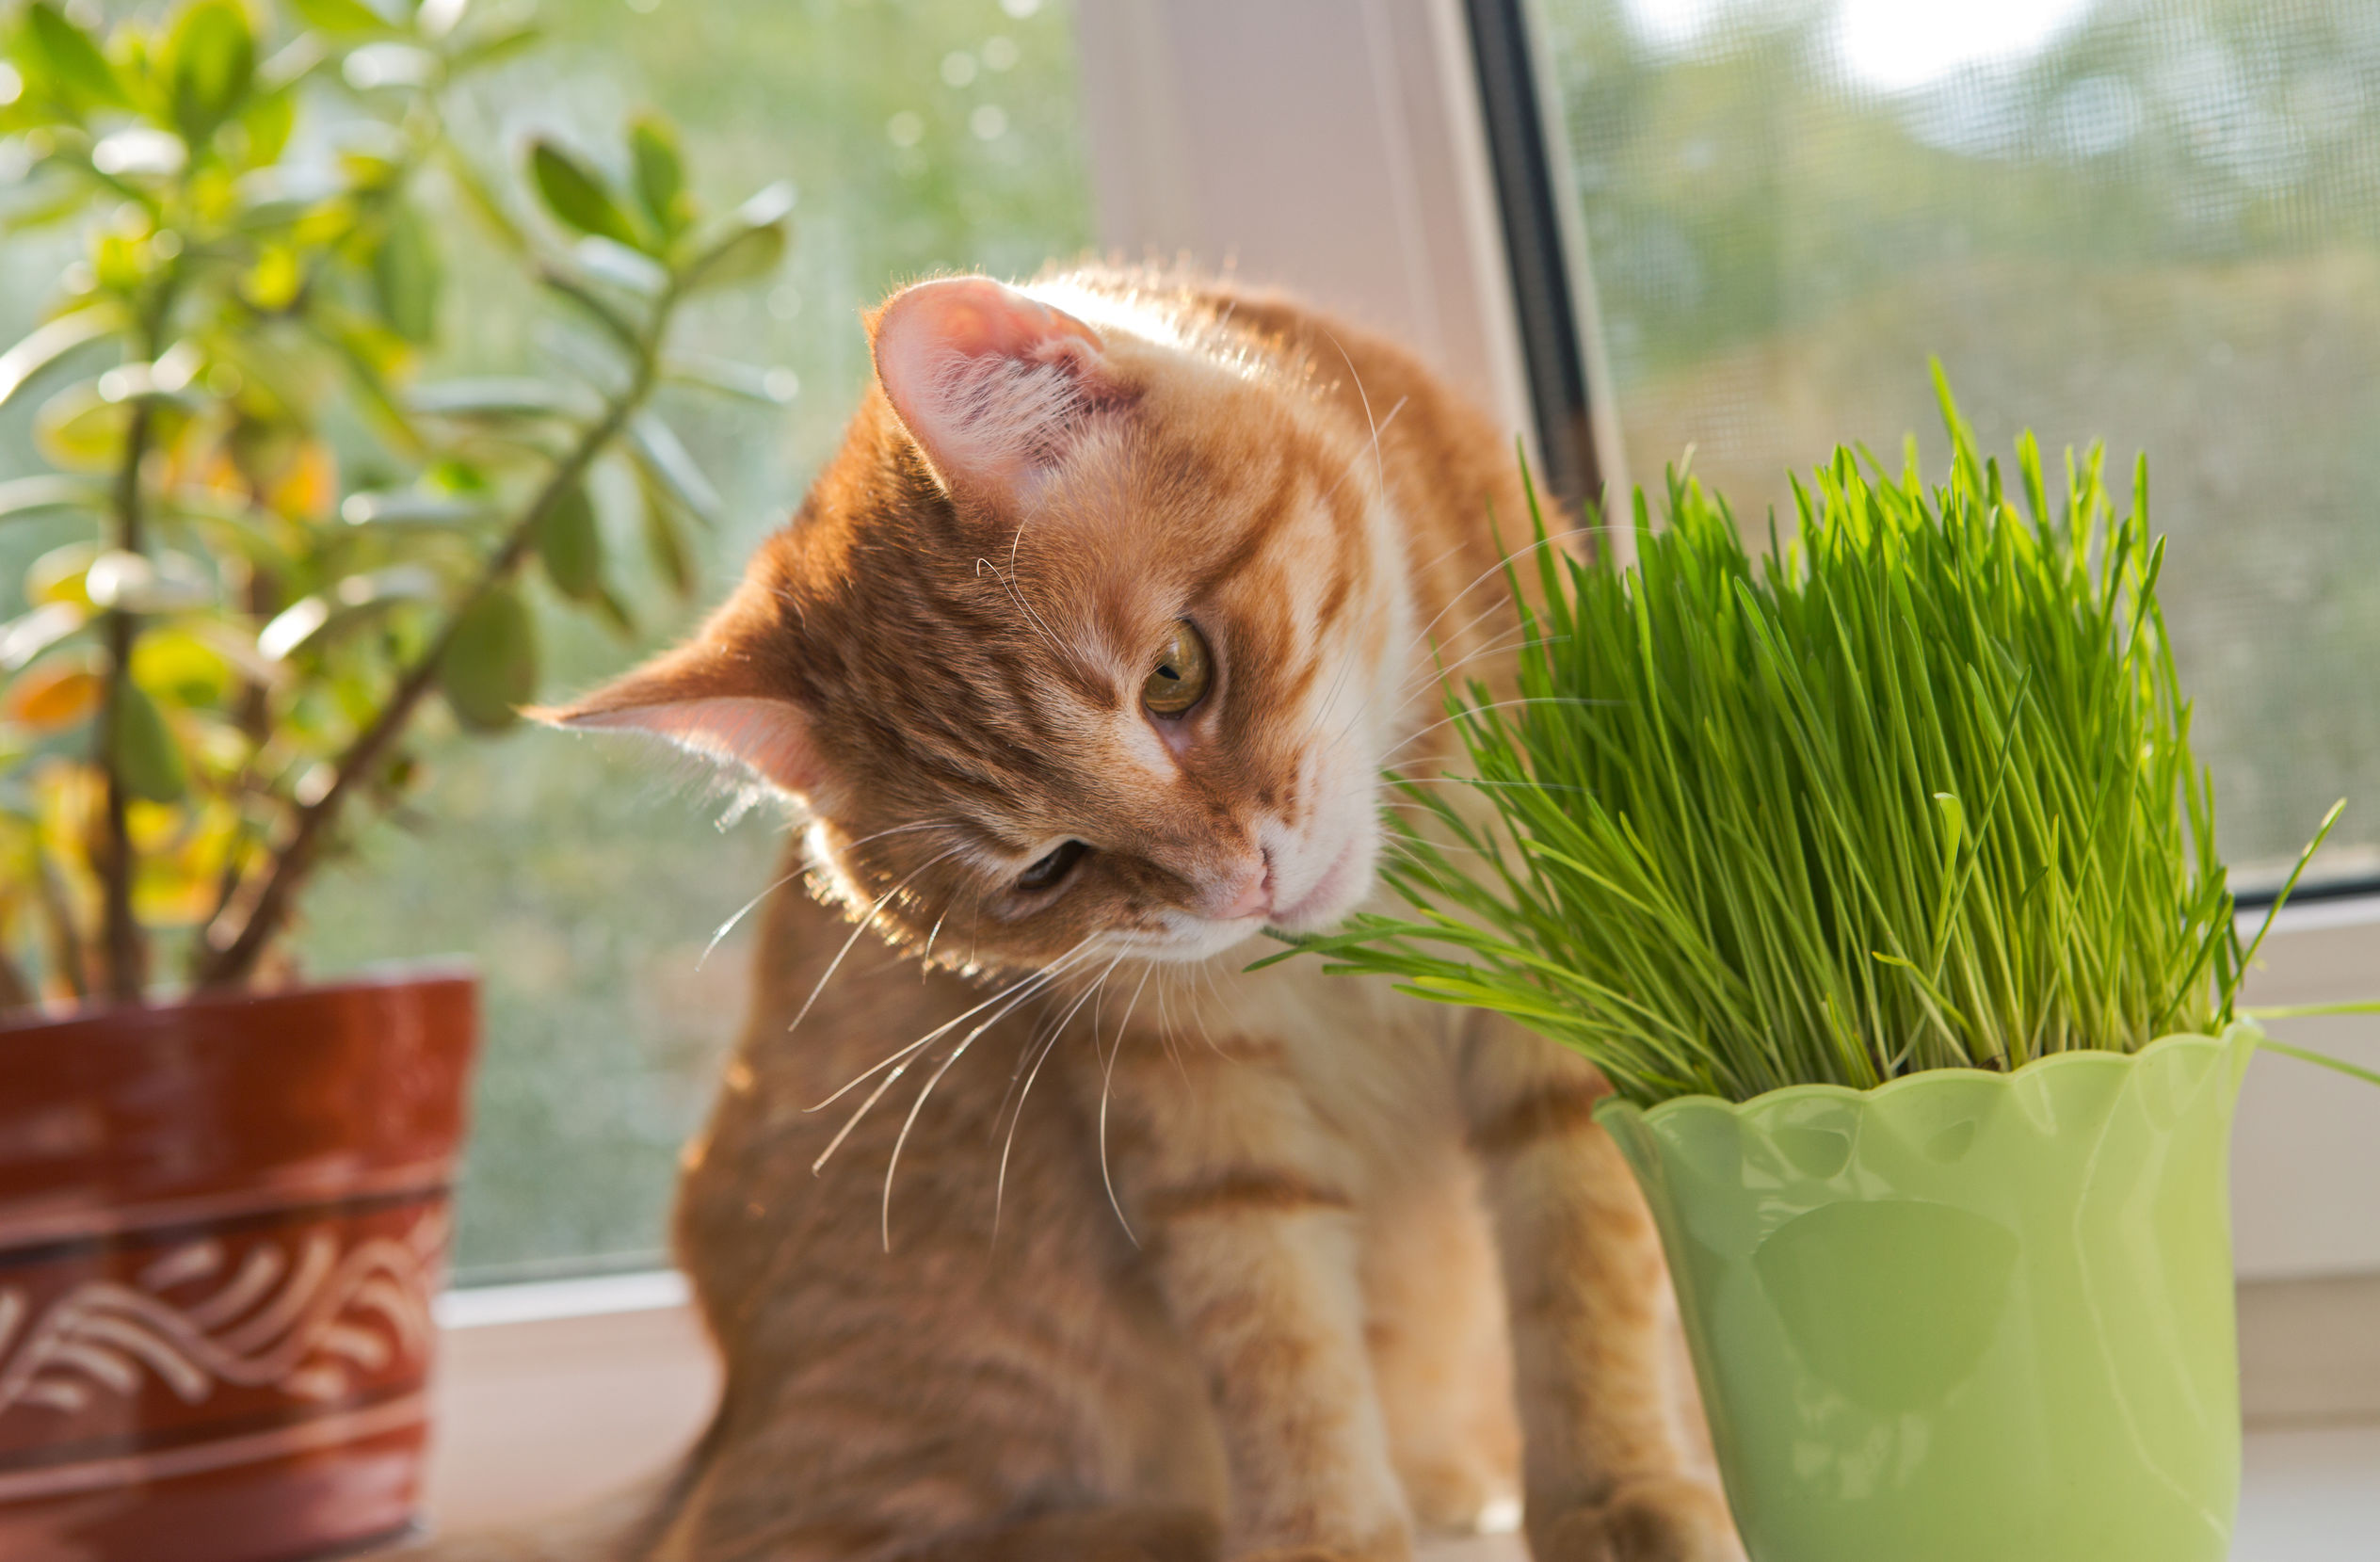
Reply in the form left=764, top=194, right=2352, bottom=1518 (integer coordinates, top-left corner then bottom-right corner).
left=532, top=643, right=823, bottom=800
left=869, top=276, right=1120, bottom=505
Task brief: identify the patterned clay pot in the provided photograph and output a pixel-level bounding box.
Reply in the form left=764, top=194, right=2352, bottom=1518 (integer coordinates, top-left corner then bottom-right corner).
left=0, top=971, right=478, bottom=1562
left=1597, top=1027, right=2255, bottom=1562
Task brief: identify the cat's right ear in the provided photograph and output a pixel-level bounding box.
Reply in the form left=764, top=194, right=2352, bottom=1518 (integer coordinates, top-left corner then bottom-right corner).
left=531, top=642, right=824, bottom=802
left=869, top=276, right=1121, bottom=507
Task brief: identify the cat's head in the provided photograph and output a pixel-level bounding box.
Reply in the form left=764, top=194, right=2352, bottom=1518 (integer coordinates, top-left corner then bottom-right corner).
left=546, top=275, right=1420, bottom=971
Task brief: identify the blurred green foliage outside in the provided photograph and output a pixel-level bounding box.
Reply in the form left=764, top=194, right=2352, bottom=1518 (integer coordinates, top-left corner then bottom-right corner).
left=1544, top=0, right=2380, bottom=881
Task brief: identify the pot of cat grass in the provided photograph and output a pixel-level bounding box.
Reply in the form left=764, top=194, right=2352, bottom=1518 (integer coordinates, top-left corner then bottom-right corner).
left=1278, top=388, right=2345, bottom=1561
left=0, top=968, right=478, bottom=1562
left=1596, top=1027, right=2252, bottom=1562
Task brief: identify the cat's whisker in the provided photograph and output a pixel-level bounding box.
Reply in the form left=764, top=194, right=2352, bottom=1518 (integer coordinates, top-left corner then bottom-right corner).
left=882, top=936, right=1102, bottom=1248
left=993, top=949, right=1126, bottom=1235
left=1085, top=960, right=1159, bottom=1248
left=1349, top=607, right=1538, bottom=763
left=1321, top=596, right=1538, bottom=766
left=1393, top=526, right=1599, bottom=668
left=837, top=933, right=1094, bottom=1200
left=699, top=820, right=957, bottom=971
left=806, top=932, right=1085, bottom=1116
left=1183, top=961, right=1225, bottom=1055
left=698, top=867, right=807, bottom=970
left=1377, top=697, right=1612, bottom=768
left=1393, top=625, right=1562, bottom=716
left=975, top=556, right=1066, bottom=660
left=786, top=843, right=972, bottom=1038
left=1296, top=640, right=1369, bottom=757
left=1316, top=330, right=1397, bottom=515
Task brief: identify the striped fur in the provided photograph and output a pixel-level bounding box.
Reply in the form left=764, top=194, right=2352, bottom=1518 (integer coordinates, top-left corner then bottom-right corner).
left=424, top=271, right=1737, bottom=1562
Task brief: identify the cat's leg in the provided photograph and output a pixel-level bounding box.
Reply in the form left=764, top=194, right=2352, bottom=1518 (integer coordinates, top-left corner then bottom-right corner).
left=1457, top=1022, right=1743, bottom=1562
left=1099, top=1031, right=1413, bottom=1562
left=1359, top=1145, right=1522, bottom=1537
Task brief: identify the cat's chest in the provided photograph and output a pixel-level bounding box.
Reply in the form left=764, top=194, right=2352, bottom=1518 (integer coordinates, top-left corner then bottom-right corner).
left=1190, top=949, right=1468, bottom=1166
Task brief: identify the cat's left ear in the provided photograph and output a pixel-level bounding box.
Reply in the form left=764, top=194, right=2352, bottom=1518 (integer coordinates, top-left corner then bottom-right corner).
left=531, top=638, right=826, bottom=803
left=869, top=276, right=1122, bottom=507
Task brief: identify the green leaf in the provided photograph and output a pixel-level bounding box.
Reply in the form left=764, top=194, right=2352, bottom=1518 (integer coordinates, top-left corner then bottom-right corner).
left=238, top=84, right=297, bottom=166
left=571, top=234, right=668, bottom=298
left=112, top=682, right=188, bottom=804
left=34, top=380, right=131, bottom=474
left=438, top=586, right=537, bottom=731
left=527, top=138, right=646, bottom=251
left=627, top=411, right=720, bottom=524
left=0, top=600, right=88, bottom=669
left=678, top=186, right=792, bottom=294
left=165, top=0, right=256, bottom=148
left=338, top=491, right=493, bottom=528
left=627, top=113, right=689, bottom=238
left=0, top=311, right=116, bottom=411
left=536, top=481, right=603, bottom=602
left=258, top=565, right=441, bottom=659
left=0, top=475, right=106, bottom=521
left=24, top=3, right=132, bottom=112
left=407, top=377, right=594, bottom=421
left=446, top=18, right=541, bottom=72
left=372, top=200, right=442, bottom=344
left=662, top=354, right=796, bottom=404
left=288, top=0, right=395, bottom=34
left=535, top=265, right=644, bottom=354
left=636, top=475, right=696, bottom=597
left=440, top=141, right=528, bottom=255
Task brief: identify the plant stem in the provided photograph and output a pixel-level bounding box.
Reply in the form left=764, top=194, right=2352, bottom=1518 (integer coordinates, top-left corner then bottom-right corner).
left=0, top=933, right=34, bottom=1012
left=94, top=325, right=161, bottom=1006
left=40, top=852, right=88, bottom=1003
left=194, top=310, right=671, bottom=990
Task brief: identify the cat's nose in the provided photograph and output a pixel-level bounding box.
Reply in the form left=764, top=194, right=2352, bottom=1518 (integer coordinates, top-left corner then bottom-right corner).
left=1205, top=855, right=1272, bottom=921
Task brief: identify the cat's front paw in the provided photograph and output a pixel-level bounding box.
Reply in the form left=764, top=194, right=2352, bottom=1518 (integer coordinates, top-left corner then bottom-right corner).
left=1532, top=1476, right=1743, bottom=1562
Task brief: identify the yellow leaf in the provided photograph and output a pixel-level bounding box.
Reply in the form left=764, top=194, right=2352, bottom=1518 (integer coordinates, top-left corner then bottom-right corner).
left=266, top=437, right=337, bottom=520
left=246, top=245, right=302, bottom=312
left=25, top=542, right=98, bottom=606
left=6, top=663, right=102, bottom=731
left=35, top=381, right=131, bottom=475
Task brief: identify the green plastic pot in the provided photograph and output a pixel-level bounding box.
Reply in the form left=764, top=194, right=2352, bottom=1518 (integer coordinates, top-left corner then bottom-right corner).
left=1597, top=1027, right=2257, bottom=1562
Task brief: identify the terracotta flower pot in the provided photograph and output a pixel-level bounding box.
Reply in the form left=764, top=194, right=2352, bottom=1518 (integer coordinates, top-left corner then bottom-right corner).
left=0, top=970, right=478, bottom=1562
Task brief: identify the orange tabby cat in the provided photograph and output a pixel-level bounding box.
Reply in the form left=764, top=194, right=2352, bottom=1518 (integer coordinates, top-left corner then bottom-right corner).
left=413, top=271, right=1736, bottom=1562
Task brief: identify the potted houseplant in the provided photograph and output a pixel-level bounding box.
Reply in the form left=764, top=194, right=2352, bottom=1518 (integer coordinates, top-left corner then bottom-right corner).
left=0, top=4, right=787, bottom=1557
left=1278, top=378, right=2371, bottom=1562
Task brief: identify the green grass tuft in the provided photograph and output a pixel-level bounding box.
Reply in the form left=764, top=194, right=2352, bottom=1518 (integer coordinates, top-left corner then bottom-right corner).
left=1275, top=370, right=2340, bottom=1106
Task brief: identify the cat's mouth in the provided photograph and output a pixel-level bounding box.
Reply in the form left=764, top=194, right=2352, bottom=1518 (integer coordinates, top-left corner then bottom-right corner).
left=1265, top=836, right=1365, bottom=933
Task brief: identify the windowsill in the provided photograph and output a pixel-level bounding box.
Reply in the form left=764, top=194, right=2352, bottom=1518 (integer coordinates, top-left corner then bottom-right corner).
left=423, top=1283, right=717, bottom=1536
left=411, top=1269, right=2380, bottom=1554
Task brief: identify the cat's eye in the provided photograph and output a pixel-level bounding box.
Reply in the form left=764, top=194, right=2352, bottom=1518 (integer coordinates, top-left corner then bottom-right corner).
left=1017, top=839, right=1089, bottom=894
left=1142, top=620, right=1213, bottom=717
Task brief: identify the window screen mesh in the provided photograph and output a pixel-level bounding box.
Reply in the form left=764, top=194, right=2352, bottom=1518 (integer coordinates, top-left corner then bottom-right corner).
left=1537, top=0, right=2380, bottom=878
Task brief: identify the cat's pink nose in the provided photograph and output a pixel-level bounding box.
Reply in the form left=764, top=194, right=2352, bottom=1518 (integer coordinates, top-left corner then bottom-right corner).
left=1208, top=859, right=1272, bottom=921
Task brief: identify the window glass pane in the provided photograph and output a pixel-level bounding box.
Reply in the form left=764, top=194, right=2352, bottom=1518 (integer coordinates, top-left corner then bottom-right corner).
left=0, top=0, right=1088, bottom=1282
left=1537, top=0, right=2380, bottom=880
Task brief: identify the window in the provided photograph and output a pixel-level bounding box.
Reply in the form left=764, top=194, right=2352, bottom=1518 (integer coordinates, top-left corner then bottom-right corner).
left=1529, top=0, right=2380, bottom=883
